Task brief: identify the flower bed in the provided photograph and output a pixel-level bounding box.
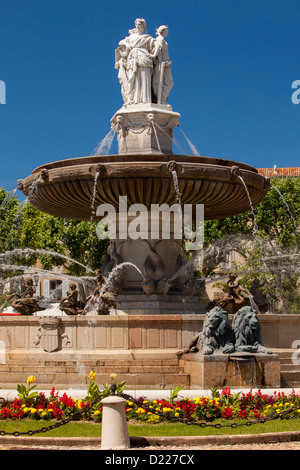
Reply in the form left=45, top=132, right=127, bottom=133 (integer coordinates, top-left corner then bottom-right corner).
left=1, top=374, right=300, bottom=424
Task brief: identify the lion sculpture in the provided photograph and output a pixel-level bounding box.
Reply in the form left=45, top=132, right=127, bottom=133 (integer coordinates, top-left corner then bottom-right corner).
left=200, top=306, right=235, bottom=355
left=232, top=306, right=272, bottom=354
left=178, top=306, right=235, bottom=356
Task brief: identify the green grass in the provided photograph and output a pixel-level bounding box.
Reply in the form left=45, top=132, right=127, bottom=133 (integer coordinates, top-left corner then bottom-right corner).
left=0, top=418, right=299, bottom=438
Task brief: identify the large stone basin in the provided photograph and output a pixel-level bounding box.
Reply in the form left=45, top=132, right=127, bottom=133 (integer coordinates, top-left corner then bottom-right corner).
left=19, top=153, right=269, bottom=221
left=18, top=153, right=270, bottom=315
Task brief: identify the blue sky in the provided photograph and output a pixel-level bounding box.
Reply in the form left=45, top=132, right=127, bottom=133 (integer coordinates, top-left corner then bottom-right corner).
left=0, top=0, right=299, bottom=191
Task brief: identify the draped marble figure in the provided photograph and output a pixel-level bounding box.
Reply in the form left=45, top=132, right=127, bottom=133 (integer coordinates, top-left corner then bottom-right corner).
left=115, top=19, right=173, bottom=105
left=151, top=25, right=173, bottom=104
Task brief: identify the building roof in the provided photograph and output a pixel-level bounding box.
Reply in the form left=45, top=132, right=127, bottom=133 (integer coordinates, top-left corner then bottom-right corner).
left=257, top=167, right=300, bottom=178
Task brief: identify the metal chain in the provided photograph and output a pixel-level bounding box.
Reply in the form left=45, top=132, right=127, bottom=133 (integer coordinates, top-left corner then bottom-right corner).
left=0, top=389, right=111, bottom=437
left=119, top=392, right=300, bottom=429
left=0, top=388, right=300, bottom=436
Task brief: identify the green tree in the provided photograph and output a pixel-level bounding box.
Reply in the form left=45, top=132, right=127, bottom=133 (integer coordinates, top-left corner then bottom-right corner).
left=203, top=177, right=300, bottom=313
left=0, top=188, right=108, bottom=277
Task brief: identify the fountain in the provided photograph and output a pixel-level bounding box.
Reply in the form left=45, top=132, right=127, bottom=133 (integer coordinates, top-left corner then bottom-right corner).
left=0, top=18, right=287, bottom=390
left=18, top=19, right=270, bottom=317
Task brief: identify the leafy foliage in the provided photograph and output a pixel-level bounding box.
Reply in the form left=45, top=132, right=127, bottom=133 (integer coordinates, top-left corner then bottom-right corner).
left=0, top=188, right=109, bottom=276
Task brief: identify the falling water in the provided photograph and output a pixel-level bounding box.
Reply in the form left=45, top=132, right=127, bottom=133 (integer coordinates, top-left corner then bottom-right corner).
left=0, top=341, right=6, bottom=365
left=234, top=357, right=257, bottom=388
left=249, top=294, right=261, bottom=315
left=271, top=185, right=297, bottom=229
left=0, top=188, right=18, bottom=211
left=27, top=180, right=40, bottom=201
left=171, top=170, right=181, bottom=204
left=15, top=198, right=29, bottom=217
left=90, top=171, right=100, bottom=222
left=91, top=125, right=118, bottom=156
left=237, top=175, right=259, bottom=233
left=150, top=121, right=162, bottom=153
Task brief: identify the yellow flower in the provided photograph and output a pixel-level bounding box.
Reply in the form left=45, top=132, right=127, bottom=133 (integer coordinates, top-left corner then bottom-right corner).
left=89, top=371, right=96, bottom=381
left=153, top=400, right=157, bottom=404
left=143, top=400, right=148, bottom=404
left=175, top=412, right=180, bottom=417
left=30, top=408, right=36, bottom=414
left=48, top=408, right=53, bottom=413
left=163, top=407, right=171, bottom=413
left=23, top=407, right=29, bottom=413
left=94, top=410, right=101, bottom=416
left=110, top=373, right=117, bottom=381
left=27, top=376, right=36, bottom=384
left=127, top=401, right=133, bottom=406
left=41, top=411, right=47, bottom=417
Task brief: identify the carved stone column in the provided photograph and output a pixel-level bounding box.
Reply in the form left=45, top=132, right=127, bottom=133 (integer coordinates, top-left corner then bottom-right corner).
left=110, top=103, right=180, bottom=155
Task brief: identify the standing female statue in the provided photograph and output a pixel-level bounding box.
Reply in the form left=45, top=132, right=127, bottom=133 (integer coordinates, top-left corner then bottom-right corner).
left=115, top=18, right=155, bottom=104
left=151, top=25, right=173, bottom=104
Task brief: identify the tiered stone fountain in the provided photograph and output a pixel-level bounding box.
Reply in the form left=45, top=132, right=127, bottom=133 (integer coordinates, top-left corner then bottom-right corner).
left=3, top=18, right=282, bottom=389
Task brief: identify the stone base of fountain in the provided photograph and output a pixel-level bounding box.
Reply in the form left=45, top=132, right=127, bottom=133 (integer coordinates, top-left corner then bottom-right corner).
left=180, top=351, right=281, bottom=389
left=0, top=313, right=298, bottom=390
left=116, top=293, right=206, bottom=315
left=110, top=103, right=180, bottom=155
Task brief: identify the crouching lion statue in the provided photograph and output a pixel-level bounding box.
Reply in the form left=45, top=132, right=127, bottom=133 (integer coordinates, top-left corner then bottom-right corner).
left=177, top=306, right=235, bottom=356
left=232, top=306, right=272, bottom=354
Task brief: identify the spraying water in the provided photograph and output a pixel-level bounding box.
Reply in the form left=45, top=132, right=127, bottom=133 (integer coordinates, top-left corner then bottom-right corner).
left=179, top=128, right=200, bottom=156
left=0, top=263, right=95, bottom=312
left=84, top=262, right=145, bottom=315
left=271, top=185, right=297, bottom=229
left=0, top=248, right=94, bottom=273
left=91, top=125, right=118, bottom=156
left=237, top=175, right=259, bottom=233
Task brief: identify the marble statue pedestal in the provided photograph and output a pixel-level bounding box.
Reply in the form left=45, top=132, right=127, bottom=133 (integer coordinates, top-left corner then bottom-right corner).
left=111, top=103, right=180, bottom=155
left=180, top=352, right=281, bottom=389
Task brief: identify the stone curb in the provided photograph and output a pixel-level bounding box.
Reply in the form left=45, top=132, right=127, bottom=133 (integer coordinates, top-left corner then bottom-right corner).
left=0, top=431, right=300, bottom=448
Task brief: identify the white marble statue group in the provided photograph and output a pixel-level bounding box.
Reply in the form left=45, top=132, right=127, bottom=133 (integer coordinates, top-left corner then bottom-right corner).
left=115, top=18, right=173, bottom=106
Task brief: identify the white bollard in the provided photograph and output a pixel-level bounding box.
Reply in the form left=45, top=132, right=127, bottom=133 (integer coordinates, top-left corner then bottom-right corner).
left=101, top=396, right=130, bottom=449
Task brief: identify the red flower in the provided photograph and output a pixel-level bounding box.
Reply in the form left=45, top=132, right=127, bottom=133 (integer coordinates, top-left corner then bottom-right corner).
left=221, top=407, right=234, bottom=419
